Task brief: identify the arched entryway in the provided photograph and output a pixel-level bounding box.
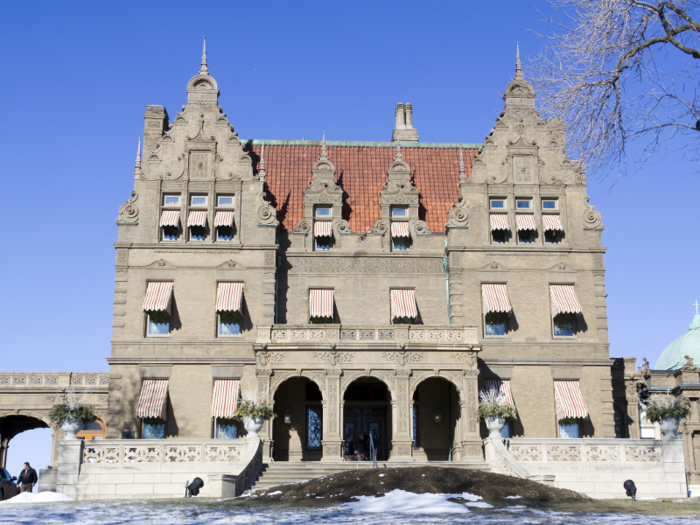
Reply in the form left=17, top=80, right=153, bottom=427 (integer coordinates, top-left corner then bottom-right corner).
left=77, top=419, right=106, bottom=441
left=342, top=377, right=393, bottom=461
left=272, top=377, right=324, bottom=461
left=0, top=413, right=56, bottom=484
left=411, top=377, right=460, bottom=461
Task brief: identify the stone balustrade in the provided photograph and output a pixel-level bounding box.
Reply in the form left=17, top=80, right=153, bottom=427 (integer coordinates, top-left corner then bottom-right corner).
left=0, top=373, right=109, bottom=388
left=83, top=439, right=245, bottom=465
left=257, top=325, right=479, bottom=345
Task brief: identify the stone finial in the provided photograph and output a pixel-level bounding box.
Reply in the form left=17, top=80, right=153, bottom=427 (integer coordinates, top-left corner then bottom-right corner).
left=391, top=103, right=419, bottom=142
left=259, top=142, right=266, bottom=182
left=515, top=42, right=523, bottom=80
left=134, top=137, right=142, bottom=179
left=502, top=42, right=535, bottom=107
left=320, top=131, right=328, bottom=159
left=458, top=143, right=467, bottom=184
left=200, top=36, right=209, bottom=75
left=394, top=141, right=404, bottom=162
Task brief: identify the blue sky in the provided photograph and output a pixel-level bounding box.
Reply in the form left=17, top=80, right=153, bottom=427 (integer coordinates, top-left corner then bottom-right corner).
left=1, top=0, right=698, bottom=477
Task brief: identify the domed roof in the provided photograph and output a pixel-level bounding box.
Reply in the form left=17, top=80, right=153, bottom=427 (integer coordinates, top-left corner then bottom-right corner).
left=655, top=304, right=700, bottom=371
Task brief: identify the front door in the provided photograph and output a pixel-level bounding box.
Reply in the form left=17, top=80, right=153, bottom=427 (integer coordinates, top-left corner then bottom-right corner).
left=343, top=407, right=387, bottom=460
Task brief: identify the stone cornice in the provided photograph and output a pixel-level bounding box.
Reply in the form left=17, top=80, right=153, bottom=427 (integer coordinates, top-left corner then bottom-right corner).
left=106, top=357, right=255, bottom=365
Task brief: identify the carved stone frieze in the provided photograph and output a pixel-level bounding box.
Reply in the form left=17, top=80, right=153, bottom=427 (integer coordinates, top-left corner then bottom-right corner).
left=288, top=257, right=443, bottom=275
left=312, top=351, right=355, bottom=366
left=255, top=351, right=285, bottom=367
left=381, top=351, right=423, bottom=366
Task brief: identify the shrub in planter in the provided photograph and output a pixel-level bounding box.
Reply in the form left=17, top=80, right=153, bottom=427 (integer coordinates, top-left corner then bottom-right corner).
left=475, top=388, right=517, bottom=422
left=643, top=394, right=690, bottom=423
left=49, top=388, right=97, bottom=439
left=230, top=386, right=276, bottom=438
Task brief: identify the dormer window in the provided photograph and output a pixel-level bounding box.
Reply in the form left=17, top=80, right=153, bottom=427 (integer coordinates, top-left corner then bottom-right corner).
left=315, top=206, right=332, bottom=218
left=490, top=198, right=506, bottom=210
left=163, top=195, right=180, bottom=207
left=391, top=207, right=408, bottom=219
left=191, top=195, right=207, bottom=207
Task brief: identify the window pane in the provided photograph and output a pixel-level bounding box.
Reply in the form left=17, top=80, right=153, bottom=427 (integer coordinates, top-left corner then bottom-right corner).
left=307, top=407, right=322, bottom=450
left=316, top=207, right=331, bottom=217
left=190, top=226, right=207, bottom=241
left=558, top=422, right=579, bottom=438
left=492, top=230, right=508, bottom=243
left=216, top=420, right=238, bottom=439
left=191, top=196, right=206, bottom=206
left=164, top=196, right=179, bottom=206
left=516, top=200, right=530, bottom=209
left=485, top=312, right=507, bottom=335
left=143, top=422, right=165, bottom=439
left=148, top=312, right=170, bottom=335
left=218, top=197, right=234, bottom=206
left=392, top=207, right=407, bottom=217
left=553, top=314, right=575, bottom=336
left=219, top=312, right=241, bottom=335
left=543, top=200, right=557, bottom=209
left=217, top=226, right=234, bottom=241
left=316, top=237, right=332, bottom=250
left=490, top=200, right=505, bottom=209
left=501, top=422, right=511, bottom=438
left=393, top=238, right=410, bottom=251
left=162, top=226, right=179, bottom=241
left=518, top=231, right=534, bottom=243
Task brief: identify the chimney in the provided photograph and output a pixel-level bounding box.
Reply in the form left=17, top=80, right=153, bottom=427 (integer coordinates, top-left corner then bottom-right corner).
left=391, top=102, right=419, bottom=142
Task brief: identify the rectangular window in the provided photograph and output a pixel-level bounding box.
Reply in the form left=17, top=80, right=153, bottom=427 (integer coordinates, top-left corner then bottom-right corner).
left=217, top=226, right=234, bottom=241
left=218, top=311, right=242, bottom=336
left=391, top=207, right=408, bottom=218
left=501, top=422, right=511, bottom=438
left=392, top=237, right=411, bottom=251
left=516, top=199, right=531, bottom=209
left=217, top=196, right=234, bottom=207
left=492, top=230, right=508, bottom=244
left=191, top=195, right=207, bottom=207
left=542, top=199, right=558, bottom=210
left=190, top=226, right=207, bottom=241
left=316, top=238, right=332, bottom=251
left=307, top=406, right=323, bottom=450
left=490, top=199, right=506, bottom=210
left=162, top=226, right=179, bottom=241
left=553, top=313, right=576, bottom=336
left=147, top=311, right=170, bottom=336
left=558, top=421, right=580, bottom=438
left=544, top=229, right=562, bottom=244
left=215, top=419, right=238, bottom=439
left=315, top=206, right=332, bottom=218
left=517, top=230, right=534, bottom=244
left=163, top=195, right=180, bottom=207
left=484, top=311, right=508, bottom=336
left=142, top=420, right=165, bottom=439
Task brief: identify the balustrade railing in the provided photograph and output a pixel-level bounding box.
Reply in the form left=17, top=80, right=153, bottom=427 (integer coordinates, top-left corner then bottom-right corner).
left=82, top=439, right=247, bottom=465
left=258, top=325, right=478, bottom=345
left=0, top=373, right=109, bottom=388
left=507, top=438, right=662, bottom=464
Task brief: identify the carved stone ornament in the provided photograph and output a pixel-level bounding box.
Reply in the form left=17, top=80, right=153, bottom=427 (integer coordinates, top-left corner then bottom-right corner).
left=583, top=197, right=604, bottom=229
left=288, top=256, right=443, bottom=275
left=682, top=355, right=699, bottom=372
left=115, top=191, right=139, bottom=224
left=446, top=195, right=469, bottom=228
left=312, top=351, right=355, bottom=366
left=255, top=351, right=285, bottom=367
left=450, top=352, right=476, bottom=366
left=381, top=351, right=424, bottom=366
left=257, top=191, right=278, bottom=226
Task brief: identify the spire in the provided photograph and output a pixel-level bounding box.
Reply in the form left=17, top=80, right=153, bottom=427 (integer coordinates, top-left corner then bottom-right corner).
left=515, top=42, right=523, bottom=80
left=258, top=142, right=266, bottom=182
left=458, top=143, right=467, bottom=183
left=199, top=36, right=209, bottom=75
left=394, top=141, right=403, bottom=162
left=320, top=131, right=328, bottom=160
left=133, top=137, right=142, bottom=179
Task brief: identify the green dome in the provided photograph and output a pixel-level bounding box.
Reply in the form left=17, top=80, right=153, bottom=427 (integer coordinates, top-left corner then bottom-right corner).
left=655, top=308, right=700, bottom=371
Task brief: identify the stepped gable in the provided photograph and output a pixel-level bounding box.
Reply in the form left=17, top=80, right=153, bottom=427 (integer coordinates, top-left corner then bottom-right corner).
left=248, top=142, right=477, bottom=233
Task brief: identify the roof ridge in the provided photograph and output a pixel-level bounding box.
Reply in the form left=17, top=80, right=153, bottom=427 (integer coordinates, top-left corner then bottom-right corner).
left=242, top=139, right=482, bottom=149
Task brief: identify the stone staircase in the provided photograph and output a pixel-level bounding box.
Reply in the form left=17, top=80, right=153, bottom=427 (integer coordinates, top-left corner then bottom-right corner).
left=250, top=461, right=489, bottom=490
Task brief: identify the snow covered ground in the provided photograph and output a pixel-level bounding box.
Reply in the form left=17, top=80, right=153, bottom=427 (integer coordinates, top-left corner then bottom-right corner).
left=0, top=495, right=698, bottom=524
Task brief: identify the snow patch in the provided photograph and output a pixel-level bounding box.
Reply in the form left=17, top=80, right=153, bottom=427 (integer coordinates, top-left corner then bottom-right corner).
left=505, top=495, right=523, bottom=499
left=266, top=491, right=281, bottom=496
left=378, top=474, right=385, bottom=477
left=343, top=489, right=469, bottom=514
left=0, top=492, right=73, bottom=505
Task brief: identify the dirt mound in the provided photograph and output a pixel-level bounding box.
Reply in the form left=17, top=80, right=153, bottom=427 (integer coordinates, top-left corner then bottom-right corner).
left=248, top=466, right=589, bottom=506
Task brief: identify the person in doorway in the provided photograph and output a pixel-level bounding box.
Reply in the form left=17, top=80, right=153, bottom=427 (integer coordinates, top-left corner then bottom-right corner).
left=17, top=462, right=37, bottom=493
left=356, top=434, right=369, bottom=460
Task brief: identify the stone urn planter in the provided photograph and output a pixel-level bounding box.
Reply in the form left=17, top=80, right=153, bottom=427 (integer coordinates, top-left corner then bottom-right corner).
left=485, top=415, right=507, bottom=437
left=61, top=418, right=84, bottom=440
left=659, top=417, right=680, bottom=440
left=243, top=415, right=264, bottom=438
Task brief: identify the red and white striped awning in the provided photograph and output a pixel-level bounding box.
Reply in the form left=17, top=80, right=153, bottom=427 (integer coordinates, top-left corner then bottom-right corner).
left=543, top=215, right=564, bottom=231
left=549, top=285, right=583, bottom=317
left=136, top=379, right=169, bottom=419
left=490, top=214, right=510, bottom=231
left=142, top=282, right=173, bottom=315
left=391, top=222, right=411, bottom=238
left=211, top=379, right=240, bottom=419
left=481, top=284, right=512, bottom=314
left=187, top=211, right=207, bottom=228
left=309, top=289, right=334, bottom=318
left=484, top=380, right=515, bottom=407
left=314, top=221, right=333, bottom=238
left=554, top=381, right=588, bottom=420
left=391, top=289, right=417, bottom=319
left=216, top=282, right=243, bottom=312
left=214, top=211, right=234, bottom=228
left=515, top=214, right=537, bottom=231
left=160, top=210, right=180, bottom=228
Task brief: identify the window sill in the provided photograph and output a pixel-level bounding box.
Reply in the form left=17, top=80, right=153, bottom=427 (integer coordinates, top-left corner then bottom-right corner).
left=483, top=335, right=508, bottom=339
left=552, top=335, right=577, bottom=340
left=145, top=334, right=170, bottom=338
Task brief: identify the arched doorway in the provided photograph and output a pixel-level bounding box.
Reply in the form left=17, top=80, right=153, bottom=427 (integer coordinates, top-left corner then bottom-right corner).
left=0, top=414, right=55, bottom=484
left=77, top=419, right=106, bottom=440
left=272, top=377, right=324, bottom=461
left=411, top=377, right=460, bottom=461
left=342, top=378, right=392, bottom=461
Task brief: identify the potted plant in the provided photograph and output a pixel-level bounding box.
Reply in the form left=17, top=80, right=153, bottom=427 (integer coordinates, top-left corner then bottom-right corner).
left=476, top=387, right=517, bottom=437
left=642, top=393, right=690, bottom=440
left=49, top=388, right=97, bottom=440
left=231, top=387, right=276, bottom=438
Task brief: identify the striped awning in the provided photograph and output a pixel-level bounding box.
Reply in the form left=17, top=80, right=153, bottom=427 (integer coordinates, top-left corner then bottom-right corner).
left=214, top=211, right=234, bottom=228
left=309, top=289, right=334, bottom=318
left=490, top=214, right=510, bottom=231
left=550, top=285, right=583, bottom=317
left=211, top=379, right=240, bottom=419
left=187, top=211, right=207, bottom=228
left=554, top=381, right=588, bottom=420
left=515, top=214, right=537, bottom=231
left=216, top=282, right=243, bottom=312
left=136, top=380, right=169, bottom=419
left=543, top=215, right=564, bottom=231
left=484, top=380, right=515, bottom=408
left=481, top=284, right=512, bottom=315
left=159, top=210, right=180, bottom=228
left=391, top=289, right=417, bottom=319
left=314, top=221, right=333, bottom=238
left=142, top=282, right=173, bottom=315
left=391, top=222, right=411, bottom=238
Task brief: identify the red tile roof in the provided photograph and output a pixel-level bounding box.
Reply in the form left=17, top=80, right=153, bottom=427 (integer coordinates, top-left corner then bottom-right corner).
left=247, top=142, right=477, bottom=233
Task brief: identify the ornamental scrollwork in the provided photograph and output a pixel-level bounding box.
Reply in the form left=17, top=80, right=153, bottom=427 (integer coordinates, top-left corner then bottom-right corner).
left=115, top=191, right=139, bottom=224
left=583, top=197, right=603, bottom=229
left=446, top=195, right=469, bottom=228
left=257, top=191, right=278, bottom=226
left=312, top=351, right=355, bottom=366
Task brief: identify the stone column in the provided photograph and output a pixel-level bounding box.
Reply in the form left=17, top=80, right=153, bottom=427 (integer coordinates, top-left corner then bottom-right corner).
left=256, top=369, right=273, bottom=460
left=321, top=370, right=343, bottom=462
left=389, top=370, right=414, bottom=461
left=461, top=372, right=483, bottom=461
left=0, top=437, right=8, bottom=469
